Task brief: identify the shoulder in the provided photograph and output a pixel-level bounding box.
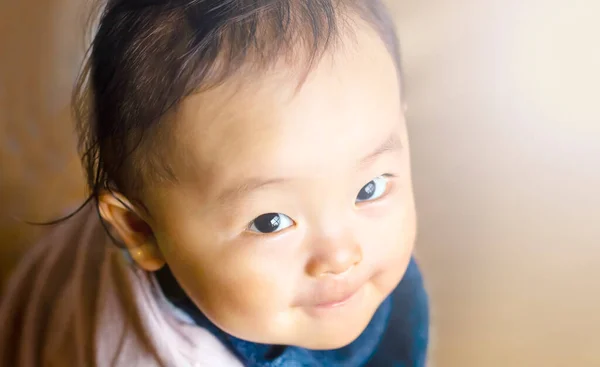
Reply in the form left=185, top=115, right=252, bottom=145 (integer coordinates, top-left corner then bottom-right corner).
left=366, top=257, right=431, bottom=367
left=0, top=204, right=114, bottom=365
left=99, top=252, right=243, bottom=366
left=0, top=204, right=242, bottom=367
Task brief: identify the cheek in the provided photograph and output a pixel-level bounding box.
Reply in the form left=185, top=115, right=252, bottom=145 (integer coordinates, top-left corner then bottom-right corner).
left=363, top=189, right=416, bottom=260
left=195, top=256, right=300, bottom=339
left=366, top=196, right=416, bottom=297
left=158, top=228, right=298, bottom=333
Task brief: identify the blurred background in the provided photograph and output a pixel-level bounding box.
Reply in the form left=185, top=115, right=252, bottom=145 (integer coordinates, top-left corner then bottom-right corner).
left=1, top=0, right=599, bottom=366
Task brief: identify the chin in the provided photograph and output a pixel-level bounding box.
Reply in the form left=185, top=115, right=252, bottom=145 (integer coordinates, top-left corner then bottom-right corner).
left=311, top=337, right=361, bottom=351
left=294, top=323, right=369, bottom=351
left=307, top=332, right=364, bottom=350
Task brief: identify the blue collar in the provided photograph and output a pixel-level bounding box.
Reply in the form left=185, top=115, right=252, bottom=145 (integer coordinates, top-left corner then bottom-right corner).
left=190, top=298, right=391, bottom=367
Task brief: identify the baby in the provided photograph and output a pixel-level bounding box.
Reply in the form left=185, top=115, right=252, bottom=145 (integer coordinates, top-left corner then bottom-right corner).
left=0, top=0, right=429, bottom=366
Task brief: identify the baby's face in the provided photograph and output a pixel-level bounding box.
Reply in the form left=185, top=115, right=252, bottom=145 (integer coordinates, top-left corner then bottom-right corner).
left=144, top=26, right=415, bottom=349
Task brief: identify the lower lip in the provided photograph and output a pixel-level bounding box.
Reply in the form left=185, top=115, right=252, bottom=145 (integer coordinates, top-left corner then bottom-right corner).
left=313, top=287, right=363, bottom=310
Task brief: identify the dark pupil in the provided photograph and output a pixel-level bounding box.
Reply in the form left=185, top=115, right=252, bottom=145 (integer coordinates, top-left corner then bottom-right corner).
left=254, top=213, right=281, bottom=233
left=357, top=181, right=376, bottom=201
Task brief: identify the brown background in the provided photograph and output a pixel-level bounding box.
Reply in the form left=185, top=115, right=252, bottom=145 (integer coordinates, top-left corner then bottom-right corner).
left=0, top=0, right=88, bottom=282
left=1, top=0, right=599, bottom=366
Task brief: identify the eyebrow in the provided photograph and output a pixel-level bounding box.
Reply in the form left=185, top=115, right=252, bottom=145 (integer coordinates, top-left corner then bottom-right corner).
left=359, top=132, right=403, bottom=167
left=216, top=132, right=402, bottom=203
left=217, top=177, right=289, bottom=202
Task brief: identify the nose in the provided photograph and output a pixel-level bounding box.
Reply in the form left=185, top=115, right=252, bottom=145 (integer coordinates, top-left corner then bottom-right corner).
left=306, top=238, right=363, bottom=278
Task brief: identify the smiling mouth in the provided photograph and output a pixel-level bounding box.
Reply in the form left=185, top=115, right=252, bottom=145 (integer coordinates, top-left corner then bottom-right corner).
left=309, top=279, right=368, bottom=311
left=296, top=273, right=372, bottom=314
left=314, top=289, right=360, bottom=308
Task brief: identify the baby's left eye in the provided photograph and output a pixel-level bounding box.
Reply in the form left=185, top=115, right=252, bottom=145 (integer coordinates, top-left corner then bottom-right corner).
left=248, top=213, right=294, bottom=234
left=356, top=176, right=390, bottom=203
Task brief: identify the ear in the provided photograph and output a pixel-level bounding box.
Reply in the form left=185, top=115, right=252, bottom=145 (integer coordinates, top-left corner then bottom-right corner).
left=98, top=192, right=165, bottom=271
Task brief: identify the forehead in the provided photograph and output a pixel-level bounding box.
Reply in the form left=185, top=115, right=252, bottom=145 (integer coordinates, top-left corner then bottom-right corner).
left=172, top=25, right=401, bottom=189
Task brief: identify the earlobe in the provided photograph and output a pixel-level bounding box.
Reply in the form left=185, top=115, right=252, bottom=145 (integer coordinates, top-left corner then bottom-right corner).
left=128, top=242, right=166, bottom=272
left=98, top=192, right=166, bottom=271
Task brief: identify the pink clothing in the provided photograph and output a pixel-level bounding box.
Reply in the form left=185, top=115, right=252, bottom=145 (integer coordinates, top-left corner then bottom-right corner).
left=0, top=204, right=242, bottom=366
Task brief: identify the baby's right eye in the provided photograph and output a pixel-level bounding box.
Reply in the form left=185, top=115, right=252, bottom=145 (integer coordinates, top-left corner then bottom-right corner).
left=248, top=213, right=294, bottom=234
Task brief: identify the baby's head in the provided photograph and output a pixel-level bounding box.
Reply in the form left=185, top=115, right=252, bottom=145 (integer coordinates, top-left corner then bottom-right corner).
left=82, top=0, right=415, bottom=350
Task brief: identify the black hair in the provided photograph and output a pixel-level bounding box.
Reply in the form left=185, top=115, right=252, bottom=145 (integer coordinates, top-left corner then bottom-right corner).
left=74, top=0, right=402, bottom=211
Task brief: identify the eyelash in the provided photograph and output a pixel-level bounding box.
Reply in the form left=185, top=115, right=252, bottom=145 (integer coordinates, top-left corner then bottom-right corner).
left=355, top=173, right=397, bottom=205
